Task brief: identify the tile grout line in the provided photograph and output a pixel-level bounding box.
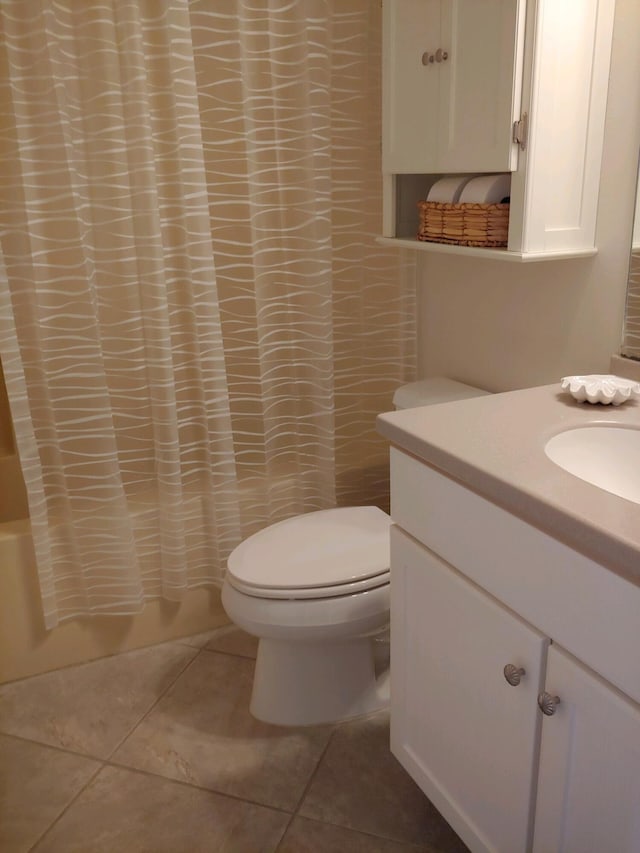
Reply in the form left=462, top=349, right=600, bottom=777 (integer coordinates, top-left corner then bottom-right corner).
left=101, top=644, right=204, bottom=764
left=98, top=641, right=319, bottom=822
left=26, top=752, right=296, bottom=853
left=0, top=626, right=236, bottom=689
left=23, top=723, right=425, bottom=853
left=20, top=644, right=206, bottom=853
left=103, top=636, right=341, bottom=846
left=18, top=641, right=269, bottom=853
left=199, top=645, right=257, bottom=661
left=276, top=812, right=429, bottom=853
left=271, top=809, right=297, bottom=852
left=0, top=730, right=99, bottom=760
left=0, top=636, right=252, bottom=765
left=100, top=632, right=266, bottom=764
left=272, top=726, right=339, bottom=853
left=27, top=761, right=105, bottom=853
left=6, top=645, right=421, bottom=852
left=0, top=637, right=196, bottom=688
left=8, top=633, right=400, bottom=853
left=287, top=723, right=340, bottom=809
left=98, top=759, right=297, bottom=817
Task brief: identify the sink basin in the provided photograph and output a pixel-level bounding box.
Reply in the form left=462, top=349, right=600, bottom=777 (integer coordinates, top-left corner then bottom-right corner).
left=545, top=426, right=640, bottom=504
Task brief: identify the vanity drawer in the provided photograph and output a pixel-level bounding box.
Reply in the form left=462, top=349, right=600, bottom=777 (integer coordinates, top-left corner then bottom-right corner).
left=390, top=447, right=640, bottom=704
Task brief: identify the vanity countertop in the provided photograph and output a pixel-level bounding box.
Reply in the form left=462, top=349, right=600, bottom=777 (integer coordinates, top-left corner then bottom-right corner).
left=377, top=382, right=640, bottom=587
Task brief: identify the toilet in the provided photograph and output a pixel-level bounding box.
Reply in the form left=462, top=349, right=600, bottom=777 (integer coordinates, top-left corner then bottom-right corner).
left=221, top=377, right=490, bottom=726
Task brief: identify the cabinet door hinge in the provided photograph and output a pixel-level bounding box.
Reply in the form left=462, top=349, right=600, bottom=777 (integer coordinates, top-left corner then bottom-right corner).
left=512, top=112, right=528, bottom=151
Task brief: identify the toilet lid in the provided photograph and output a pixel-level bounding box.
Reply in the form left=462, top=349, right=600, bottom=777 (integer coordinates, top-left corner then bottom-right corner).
left=227, top=506, right=391, bottom=594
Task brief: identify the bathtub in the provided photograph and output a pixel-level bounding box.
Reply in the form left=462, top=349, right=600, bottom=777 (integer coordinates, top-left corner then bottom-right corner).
left=0, top=453, right=231, bottom=684
left=0, top=455, right=312, bottom=684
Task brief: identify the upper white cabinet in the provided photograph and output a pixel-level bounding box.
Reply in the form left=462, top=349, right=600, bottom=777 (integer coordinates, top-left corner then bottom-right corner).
left=381, top=0, right=616, bottom=260
left=383, top=0, right=524, bottom=174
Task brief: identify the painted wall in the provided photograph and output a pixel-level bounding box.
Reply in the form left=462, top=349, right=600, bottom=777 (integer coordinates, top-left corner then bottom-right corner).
left=417, top=0, right=640, bottom=392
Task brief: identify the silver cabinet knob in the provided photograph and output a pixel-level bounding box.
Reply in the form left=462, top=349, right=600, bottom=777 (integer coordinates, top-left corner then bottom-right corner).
left=503, top=664, right=526, bottom=686
left=421, top=52, right=435, bottom=65
left=538, top=692, right=561, bottom=716
left=435, top=48, right=449, bottom=62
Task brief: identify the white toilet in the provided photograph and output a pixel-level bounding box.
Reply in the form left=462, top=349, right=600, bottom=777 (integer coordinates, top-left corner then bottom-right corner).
left=221, top=377, right=490, bottom=726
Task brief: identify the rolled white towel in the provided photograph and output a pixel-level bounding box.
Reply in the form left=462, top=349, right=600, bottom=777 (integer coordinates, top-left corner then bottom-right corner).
left=427, top=175, right=476, bottom=203
left=458, top=174, right=511, bottom=204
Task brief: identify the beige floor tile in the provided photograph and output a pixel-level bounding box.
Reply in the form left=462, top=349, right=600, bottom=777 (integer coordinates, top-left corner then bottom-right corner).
left=33, top=765, right=288, bottom=853
left=204, top=623, right=259, bottom=658
left=277, top=816, right=428, bottom=852
left=0, top=643, right=197, bottom=759
left=0, top=733, right=99, bottom=853
left=112, top=650, right=333, bottom=811
left=176, top=629, right=221, bottom=649
left=178, top=624, right=258, bottom=658
left=298, top=713, right=468, bottom=851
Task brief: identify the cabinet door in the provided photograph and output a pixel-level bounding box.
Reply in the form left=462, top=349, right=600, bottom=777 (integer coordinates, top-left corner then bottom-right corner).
left=383, top=0, right=523, bottom=175
left=391, top=527, right=547, bottom=853
left=382, top=0, right=441, bottom=173
left=437, top=0, right=523, bottom=173
left=533, top=646, right=640, bottom=853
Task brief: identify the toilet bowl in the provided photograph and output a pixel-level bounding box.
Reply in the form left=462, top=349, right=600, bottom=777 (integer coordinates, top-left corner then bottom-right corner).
left=222, top=377, right=490, bottom=726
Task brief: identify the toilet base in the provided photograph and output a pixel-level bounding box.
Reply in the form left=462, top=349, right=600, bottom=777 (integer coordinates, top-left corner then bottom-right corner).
left=250, top=635, right=390, bottom=726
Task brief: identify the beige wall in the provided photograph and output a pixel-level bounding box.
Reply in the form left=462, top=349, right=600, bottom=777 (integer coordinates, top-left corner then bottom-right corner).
left=417, top=0, right=640, bottom=392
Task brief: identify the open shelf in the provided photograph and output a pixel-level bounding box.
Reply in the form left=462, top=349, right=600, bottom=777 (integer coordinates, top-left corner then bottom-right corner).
left=376, top=236, right=598, bottom=263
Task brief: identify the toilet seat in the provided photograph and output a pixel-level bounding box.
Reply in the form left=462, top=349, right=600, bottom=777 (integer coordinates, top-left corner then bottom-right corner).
left=226, top=506, right=391, bottom=601
left=227, top=570, right=390, bottom=600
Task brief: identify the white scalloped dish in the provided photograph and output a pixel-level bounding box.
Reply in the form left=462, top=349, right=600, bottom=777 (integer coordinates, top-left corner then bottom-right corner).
left=561, top=374, right=640, bottom=406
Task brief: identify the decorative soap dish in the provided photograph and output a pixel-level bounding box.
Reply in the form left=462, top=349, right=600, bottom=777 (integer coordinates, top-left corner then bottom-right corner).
left=561, top=374, right=640, bottom=405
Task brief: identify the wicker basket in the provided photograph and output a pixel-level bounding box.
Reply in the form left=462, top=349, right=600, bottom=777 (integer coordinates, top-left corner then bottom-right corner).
left=417, top=200, right=510, bottom=248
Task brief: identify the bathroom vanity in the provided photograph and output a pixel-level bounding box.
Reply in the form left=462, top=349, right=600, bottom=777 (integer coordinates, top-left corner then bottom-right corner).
left=377, top=384, right=640, bottom=853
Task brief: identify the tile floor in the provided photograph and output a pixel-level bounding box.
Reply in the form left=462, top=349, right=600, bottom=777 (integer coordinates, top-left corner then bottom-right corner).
left=0, top=625, right=469, bottom=853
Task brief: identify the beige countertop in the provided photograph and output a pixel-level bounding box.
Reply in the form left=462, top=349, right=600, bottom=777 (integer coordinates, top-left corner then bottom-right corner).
left=377, top=383, right=640, bottom=588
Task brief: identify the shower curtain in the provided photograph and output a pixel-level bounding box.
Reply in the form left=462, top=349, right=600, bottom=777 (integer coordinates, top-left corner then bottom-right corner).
left=0, top=0, right=415, bottom=629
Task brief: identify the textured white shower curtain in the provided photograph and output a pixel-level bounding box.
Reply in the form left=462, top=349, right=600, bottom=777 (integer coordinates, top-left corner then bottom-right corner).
left=0, top=0, right=415, bottom=629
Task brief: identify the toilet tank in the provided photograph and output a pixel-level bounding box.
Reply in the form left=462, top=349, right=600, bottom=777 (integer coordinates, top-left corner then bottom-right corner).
left=393, top=377, right=491, bottom=410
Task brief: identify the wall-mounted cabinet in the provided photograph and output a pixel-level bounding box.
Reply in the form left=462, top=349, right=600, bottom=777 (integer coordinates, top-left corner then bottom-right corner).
left=383, top=0, right=524, bottom=175
left=381, top=0, right=616, bottom=261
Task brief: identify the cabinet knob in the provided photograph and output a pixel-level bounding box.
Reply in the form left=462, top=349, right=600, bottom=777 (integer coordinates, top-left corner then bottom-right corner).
left=503, top=664, right=525, bottom=686
left=537, top=691, right=561, bottom=716
left=421, top=52, right=435, bottom=65
left=435, top=48, right=448, bottom=63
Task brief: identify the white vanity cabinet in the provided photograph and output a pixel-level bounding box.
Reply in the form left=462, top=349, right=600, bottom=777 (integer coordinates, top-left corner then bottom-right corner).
left=389, top=448, right=640, bottom=853
left=382, top=0, right=523, bottom=174
left=381, top=0, right=616, bottom=260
